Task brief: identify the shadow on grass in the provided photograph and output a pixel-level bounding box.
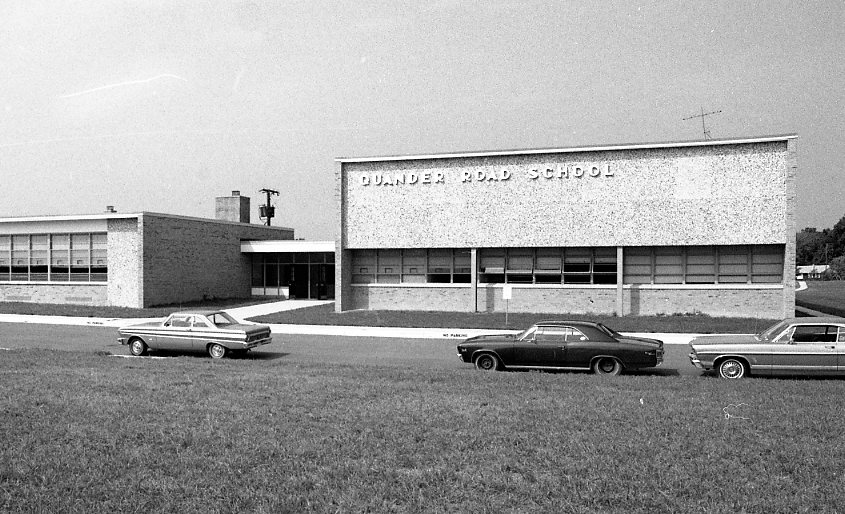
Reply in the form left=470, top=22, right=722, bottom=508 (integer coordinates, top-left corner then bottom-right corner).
left=114, top=349, right=289, bottom=361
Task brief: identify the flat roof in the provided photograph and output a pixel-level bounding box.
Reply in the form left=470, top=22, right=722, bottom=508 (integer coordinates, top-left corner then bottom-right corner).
left=241, top=240, right=335, bottom=253
left=336, top=134, right=797, bottom=163
left=0, top=211, right=294, bottom=232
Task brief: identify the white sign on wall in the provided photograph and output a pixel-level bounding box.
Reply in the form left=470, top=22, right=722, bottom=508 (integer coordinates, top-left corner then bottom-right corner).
left=502, top=285, right=513, bottom=300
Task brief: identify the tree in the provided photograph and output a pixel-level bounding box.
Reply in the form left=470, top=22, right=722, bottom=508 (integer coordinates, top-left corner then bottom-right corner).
left=827, top=256, right=845, bottom=280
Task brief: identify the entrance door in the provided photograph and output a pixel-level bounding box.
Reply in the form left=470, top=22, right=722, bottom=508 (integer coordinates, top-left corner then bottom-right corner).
left=290, top=264, right=309, bottom=299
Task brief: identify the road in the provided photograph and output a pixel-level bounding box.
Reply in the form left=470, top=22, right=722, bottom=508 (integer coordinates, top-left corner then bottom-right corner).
left=0, top=322, right=703, bottom=377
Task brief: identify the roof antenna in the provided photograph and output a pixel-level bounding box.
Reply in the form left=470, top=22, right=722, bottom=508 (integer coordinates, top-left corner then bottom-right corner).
left=683, top=106, right=722, bottom=139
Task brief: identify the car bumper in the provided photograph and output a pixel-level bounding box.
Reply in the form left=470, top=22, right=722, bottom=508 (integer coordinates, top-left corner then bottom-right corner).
left=117, top=337, right=127, bottom=346
left=243, top=337, right=273, bottom=350
left=689, top=353, right=710, bottom=370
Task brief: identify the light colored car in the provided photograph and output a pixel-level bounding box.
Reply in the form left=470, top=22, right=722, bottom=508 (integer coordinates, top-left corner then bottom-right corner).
left=689, top=317, right=845, bottom=379
left=118, top=310, right=273, bottom=359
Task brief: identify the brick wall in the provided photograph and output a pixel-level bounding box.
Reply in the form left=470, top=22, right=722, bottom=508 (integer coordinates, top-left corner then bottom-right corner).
left=349, top=284, right=784, bottom=318
left=139, top=214, right=293, bottom=307
left=350, top=285, right=474, bottom=311
left=0, top=283, right=108, bottom=305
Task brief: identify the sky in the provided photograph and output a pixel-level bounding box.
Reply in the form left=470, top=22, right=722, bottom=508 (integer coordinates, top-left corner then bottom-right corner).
left=1, top=0, right=843, bottom=240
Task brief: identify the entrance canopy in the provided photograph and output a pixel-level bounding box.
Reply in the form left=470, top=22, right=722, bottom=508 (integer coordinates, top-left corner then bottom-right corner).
left=240, top=240, right=335, bottom=253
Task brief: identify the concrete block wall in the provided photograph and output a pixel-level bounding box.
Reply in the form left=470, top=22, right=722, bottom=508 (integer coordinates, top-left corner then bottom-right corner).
left=349, top=285, right=474, bottom=312
left=624, top=286, right=784, bottom=318
left=348, top=284, right=784, bottom=318
left=0, top=283, right=108, bottom=305
left=139, top=214, right=294, bottom=307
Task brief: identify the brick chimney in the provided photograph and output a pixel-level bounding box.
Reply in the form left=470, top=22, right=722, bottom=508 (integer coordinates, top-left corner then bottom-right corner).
left=215, top=191, right=250, bottom=223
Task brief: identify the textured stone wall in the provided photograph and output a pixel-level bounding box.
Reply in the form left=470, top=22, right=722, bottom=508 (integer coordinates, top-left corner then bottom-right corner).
left=140, top=214, right=294, bottom=307
left=341, top=141, right=791, bottom=249
left=107, top=218, right=142, bottom=307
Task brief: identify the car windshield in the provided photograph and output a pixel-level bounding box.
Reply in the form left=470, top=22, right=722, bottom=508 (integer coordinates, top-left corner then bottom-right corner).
left=206, top=312, right=239, bottom=327
left=757, top=320, right=790, bottom=341
left=515, top=326, right=537, bottom=341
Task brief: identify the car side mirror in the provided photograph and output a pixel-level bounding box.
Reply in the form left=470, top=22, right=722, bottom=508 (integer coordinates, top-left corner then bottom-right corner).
left=580, top=336, right=587, bottom=341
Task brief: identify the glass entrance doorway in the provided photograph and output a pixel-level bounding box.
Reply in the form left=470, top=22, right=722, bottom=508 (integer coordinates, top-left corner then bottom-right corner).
left=251, top=252, right=335, bottom=300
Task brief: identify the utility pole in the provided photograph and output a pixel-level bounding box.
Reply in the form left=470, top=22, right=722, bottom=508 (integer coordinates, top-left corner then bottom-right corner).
left=683, top=106, right=722, bottom=139
left=258, top=188, right=279, bottom=226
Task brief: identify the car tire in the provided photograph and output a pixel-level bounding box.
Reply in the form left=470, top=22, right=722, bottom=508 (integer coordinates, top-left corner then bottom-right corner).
left=129, top=338, right=147, bottom=357
left=474, top=353, right=500, bottom=371
left=593, top=357, right=622, bottom=376
left=208, top=343, right=227, bottom=360
left=718, top=358, right=747, bottom=379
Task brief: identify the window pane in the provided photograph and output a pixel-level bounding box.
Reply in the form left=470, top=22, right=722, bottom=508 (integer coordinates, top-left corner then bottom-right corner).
left=454, top=249, right=471, bottom=273
left=654, top=247, right=683, bottom=284
left=378, top=249, right=400, bottom=274
left=480, top=248, right=505, bottom=273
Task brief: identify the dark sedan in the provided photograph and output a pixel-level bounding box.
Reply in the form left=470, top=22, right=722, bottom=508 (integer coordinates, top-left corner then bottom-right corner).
left=456, top=320, right=664, bottom=375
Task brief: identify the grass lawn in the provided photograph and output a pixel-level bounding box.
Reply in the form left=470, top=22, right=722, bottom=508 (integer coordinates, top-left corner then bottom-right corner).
left=0, top=298, right=265, bottom=319
left=1, top=299, right=779, bottom=333
left=251, top=303, right=775, bottom=334
left=796, top=280, right=845, bottom=317
left=1, top=349, right=843, bottom=512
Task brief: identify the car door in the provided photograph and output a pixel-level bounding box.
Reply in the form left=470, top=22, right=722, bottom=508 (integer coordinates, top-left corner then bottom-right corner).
left=189, top=315, right=215, bottom=351
left=560, top=327, right=595, bottom=369
left=770, top=324, right=839, bottom=375
left=159, top=314, right=194, bottom=352
left=510, top=327, right=567, bottom=368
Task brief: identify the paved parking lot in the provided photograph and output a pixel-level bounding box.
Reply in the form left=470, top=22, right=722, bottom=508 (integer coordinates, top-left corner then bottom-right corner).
left=0, top=321, right=703, bottom=376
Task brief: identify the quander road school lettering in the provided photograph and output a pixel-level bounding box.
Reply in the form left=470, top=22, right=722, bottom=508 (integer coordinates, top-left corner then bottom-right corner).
left=359, top=164, right=613, bottom=186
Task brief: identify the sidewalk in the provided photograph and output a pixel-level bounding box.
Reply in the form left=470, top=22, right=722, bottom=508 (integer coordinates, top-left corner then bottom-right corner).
left=0, top=299, right=704, bottom=344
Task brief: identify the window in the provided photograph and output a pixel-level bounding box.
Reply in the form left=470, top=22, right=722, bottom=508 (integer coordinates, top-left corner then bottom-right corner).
left=563, top=248, right=591, bottom=284
left=791, top=325, right=838, bottom=343
left=427, top=249, right=452, bottom=283
left=686, top=246, right=716, bottom=283
left=751, top=245, right=783, bottom=283
left=654, top=247, right=683, bottom=284
left=51, top=234, right=70, bottom=281
left=623, top=245, right=783, bottom=285
left=536, top=326, right=568, bottom=342
left=0, top=235, right=9, bottom=281
left=352, top=250, right=376, bottom=283
left=11, top=235, right=28, bottom=281
left=593, top=247, right=617, bottom=284
left=377, top=249, right=401, bottom=284
left=718, top=246, right=749, bottom=283
left=401, top=249, right=426, bottom=283
left=351, top=249, right=471, bottom=284
left=0, top=232, right=107, bottom=283
left=623, top=247, right=652, bottom=284
left=91, top=233, right=107, bottom=282
left=479, top=248, right=505, bottom=283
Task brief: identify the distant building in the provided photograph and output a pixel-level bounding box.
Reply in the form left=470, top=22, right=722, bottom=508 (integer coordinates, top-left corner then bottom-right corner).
left=796, top=265, right=829, bottom=280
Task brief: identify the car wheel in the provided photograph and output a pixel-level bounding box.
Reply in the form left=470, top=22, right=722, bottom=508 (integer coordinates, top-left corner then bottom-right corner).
left=474, top=353, right=500, bottom=371
left=718, top=358, right=747, bottom=379
left=129, top=338, right=147, bottom=357
left=593, top=357, right=622, bottom=376
left=208, top=343, right=227, bottom=359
